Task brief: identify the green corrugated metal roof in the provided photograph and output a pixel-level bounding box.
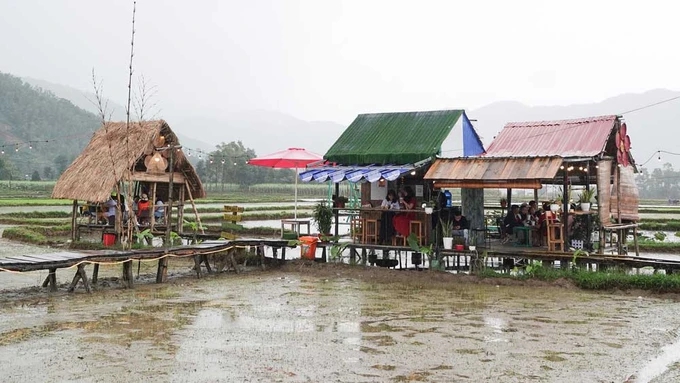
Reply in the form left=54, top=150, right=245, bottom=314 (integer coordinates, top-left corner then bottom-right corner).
left=324, top=110, right=463, bottom=165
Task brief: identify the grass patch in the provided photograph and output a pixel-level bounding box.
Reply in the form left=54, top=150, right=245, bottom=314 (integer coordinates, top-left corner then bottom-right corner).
left=0, top=217, right=70, bottom=226
left=638, top=242, right=680, bottom=253
left=478, top=268, right=680, bottom=293
left=0, top=211, right=70, bottom=219
left=2, top=227, right=48, bottom=244
left=639, top=221, right=680, bottom=231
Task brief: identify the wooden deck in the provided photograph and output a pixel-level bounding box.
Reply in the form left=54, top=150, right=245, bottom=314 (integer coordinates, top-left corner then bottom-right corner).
left=0, top=239, right=293, bottom=292
left=334, top=238, right=680, bottom=272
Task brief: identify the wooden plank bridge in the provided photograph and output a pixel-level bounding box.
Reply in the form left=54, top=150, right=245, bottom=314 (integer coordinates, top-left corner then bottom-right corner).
left=0, top=239, right=292, bottom=293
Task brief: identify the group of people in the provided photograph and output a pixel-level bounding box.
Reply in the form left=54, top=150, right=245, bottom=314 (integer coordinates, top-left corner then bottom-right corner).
left=93, top=191, right=165, bottom=226
left=376, top=187, right=417, bottom=242
left=501, top=201, right=561, bottom=245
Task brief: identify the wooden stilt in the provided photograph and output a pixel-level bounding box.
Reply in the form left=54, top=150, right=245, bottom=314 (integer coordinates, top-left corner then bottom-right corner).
left=193, top=255, right=202, bottom=278
left=229, top=250, right=239, bottom=274
left=68, top=268, right=81, bottom=293
left=71, top=200, right=78, bottom=242
left=178, top=186, right=185, bottom=234
left=633, top=226, right=640, bottom=256
left=78, top=264, right=91, bottom=293
left=150, top=182, right=157, bottom=231
left=42, top=268, right=58, bottom=292
left=185, top=180, right=205, bottom=234
left=156, top=257, right=168, bottom=283
left=68, top=264, right=90, bottom=293
left=122, top=260, right=134, bottom=288
left=201, top=254, right=212, bottom=273
left=258, top=245, right=266, bottom=270
left=92, top=264, right=99, bottom=284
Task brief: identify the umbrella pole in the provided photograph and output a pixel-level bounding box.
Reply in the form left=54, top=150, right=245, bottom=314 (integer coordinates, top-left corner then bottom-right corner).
left=294, top=168, right=298, bottom=219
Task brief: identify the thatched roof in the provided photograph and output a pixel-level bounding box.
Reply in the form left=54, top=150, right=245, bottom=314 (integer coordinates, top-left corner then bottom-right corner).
left=52, top=120, right=205, bottom=202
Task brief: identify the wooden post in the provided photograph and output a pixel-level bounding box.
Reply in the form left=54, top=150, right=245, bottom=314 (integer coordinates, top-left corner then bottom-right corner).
left=92, top=264, right=99, bottom=284
left=193, top=255, right=202, bottom=278
left=506, top=188, right=512, bottom=215
left=67, top=264, right=91, bottom=293
left=229, top=250, right=239, bottom=274
left=150, top=182, right=157, bottom=231
left=562, top=171, right=569, bottom=252
left=71, top=200, right=78, bottom=242
left=185, top=180, right=205, bottom=234
left=201, top=254, right=212, bottom=273
left=178, top=185, right=185, bottom=234
left=156, top=255, right=168, bottom=283
left=122, top=260, right=134, bottom=288
left=42, top=268, right=58, bottom=292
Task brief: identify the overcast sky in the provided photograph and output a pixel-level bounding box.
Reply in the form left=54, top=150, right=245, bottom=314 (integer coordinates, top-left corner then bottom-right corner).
left=1, top=0, right=679, bottom=125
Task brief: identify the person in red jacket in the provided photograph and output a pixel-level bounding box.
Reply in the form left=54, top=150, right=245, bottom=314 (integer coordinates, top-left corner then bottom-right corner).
left=136, top=193, right=151, bottom=225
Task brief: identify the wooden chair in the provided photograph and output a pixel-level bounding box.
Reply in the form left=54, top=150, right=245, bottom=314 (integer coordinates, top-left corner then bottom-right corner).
left=545, top=211, right=564, bottom=251
left=364, top=218, right=379, bottom=244
left=410, top=220, right=424, bottom=246
left=350, top=218, right=363, bottom=243
left=392, top=220, right=424, bottom=246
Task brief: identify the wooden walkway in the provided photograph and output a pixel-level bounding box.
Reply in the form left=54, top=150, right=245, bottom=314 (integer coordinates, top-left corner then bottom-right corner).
left=0, top=239, right=292, bottom=293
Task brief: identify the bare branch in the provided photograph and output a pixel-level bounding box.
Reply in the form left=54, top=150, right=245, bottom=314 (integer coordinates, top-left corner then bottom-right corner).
left=132, top=74, right=159, bottom=121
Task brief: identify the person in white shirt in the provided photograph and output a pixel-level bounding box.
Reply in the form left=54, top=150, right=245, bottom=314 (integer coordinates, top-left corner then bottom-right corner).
left=380, top=190, right=400, bottom=210
left=105, top=193, right=118, bottom=225
left=154, top=198, right=165, bottom=222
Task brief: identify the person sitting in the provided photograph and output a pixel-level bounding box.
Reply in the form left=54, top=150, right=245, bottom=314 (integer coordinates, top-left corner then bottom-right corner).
left=154, top=198, right=165, bottom=223
left=392, top=186, right=417, bottom=237
left=502, top=204, right=523, bottom=244
left=136, top=194, right=151, bottom=225
left=451, top=208, right=470, bottom=243
left=381, top=189, right=400, bottom=210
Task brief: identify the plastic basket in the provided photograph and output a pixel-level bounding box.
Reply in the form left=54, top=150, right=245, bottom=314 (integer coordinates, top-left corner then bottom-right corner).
left=299, top=236, right=318, bottom=260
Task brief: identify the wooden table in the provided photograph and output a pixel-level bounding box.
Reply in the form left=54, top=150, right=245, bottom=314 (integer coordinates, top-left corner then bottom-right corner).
left=280, top=218, right=311, bottom=238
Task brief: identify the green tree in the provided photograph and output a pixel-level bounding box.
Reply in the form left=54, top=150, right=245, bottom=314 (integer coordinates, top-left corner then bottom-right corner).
left=31, top=170, right=40, bottom=181
left=54, top=154, right=69, bottom=175
left=43, top=166, right=54, bottom=180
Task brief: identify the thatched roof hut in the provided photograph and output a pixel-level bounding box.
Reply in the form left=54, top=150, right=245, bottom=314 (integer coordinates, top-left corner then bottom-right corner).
left=52, top=120, right=205, bottom=202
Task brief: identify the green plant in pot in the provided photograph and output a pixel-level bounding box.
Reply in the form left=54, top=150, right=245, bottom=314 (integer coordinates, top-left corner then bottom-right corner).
left=578, top=187, right=596, bottom=212
left=439, top=218, right=454, bottom=250
left=407, top=233, right=440, bottom=270
left=312, top=202, right=333, bottom=236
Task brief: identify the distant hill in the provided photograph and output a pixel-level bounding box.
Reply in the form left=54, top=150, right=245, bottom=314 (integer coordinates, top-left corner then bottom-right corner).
left=469, top=89, right=680, bottom=169
left=0, top=72, right=100, bottom=179
left=21, top=77, right=216, bottom=155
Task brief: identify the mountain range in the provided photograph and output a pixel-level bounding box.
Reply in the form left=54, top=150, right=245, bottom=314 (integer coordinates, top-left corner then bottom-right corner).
left=8, top=73, right=680, bottom=177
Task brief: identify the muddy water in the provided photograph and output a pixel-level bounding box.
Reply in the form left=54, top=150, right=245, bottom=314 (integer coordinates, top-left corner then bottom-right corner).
left=0, top=273, right=679, bottom=382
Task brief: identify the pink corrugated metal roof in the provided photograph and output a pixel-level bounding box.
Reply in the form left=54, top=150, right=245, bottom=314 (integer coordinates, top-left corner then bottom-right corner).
left=484, top=115, right=618, bottom=158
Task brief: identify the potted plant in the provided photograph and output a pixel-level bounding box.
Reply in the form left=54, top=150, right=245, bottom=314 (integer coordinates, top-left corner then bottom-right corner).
left=312, top=202, right=333, bottom=236
left=439, top=218, right=454, bottom=250
left=578, top=187, right=596, bottom=212
left=421, top=200, right=435, bottom=215
left=407, top=233, right=439, bottom=270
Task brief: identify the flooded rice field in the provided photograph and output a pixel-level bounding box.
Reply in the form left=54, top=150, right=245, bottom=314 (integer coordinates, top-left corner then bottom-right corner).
left=0, top=263, right=680, bottom=382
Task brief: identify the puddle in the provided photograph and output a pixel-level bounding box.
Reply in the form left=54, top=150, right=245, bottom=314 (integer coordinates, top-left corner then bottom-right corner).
left=0, top=271, right=679, bottom=381
left=633, top=333, right=680, bottom=383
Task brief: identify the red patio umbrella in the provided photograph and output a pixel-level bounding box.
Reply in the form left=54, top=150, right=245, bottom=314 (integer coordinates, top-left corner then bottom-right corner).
left=248, top=147, right=323, bottom=218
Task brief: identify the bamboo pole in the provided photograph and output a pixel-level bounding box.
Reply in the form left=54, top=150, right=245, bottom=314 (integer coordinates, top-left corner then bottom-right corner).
left=185, top=180, right=205, bottom=234
left=71, top=200, right=78, bottom=242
